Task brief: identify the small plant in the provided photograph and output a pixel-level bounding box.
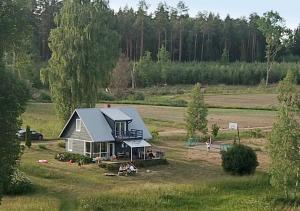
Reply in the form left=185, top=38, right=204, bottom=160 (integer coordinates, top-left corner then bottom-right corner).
left=4, top=168, right=34, bottom=195
left=25, top=125, right=32, bottom=149
left=133, top=92, right=145, bottom=100
left=151, top=129, right=159, bottom=142
left=58, top=142, right=66, bottom=148
left=38, top=144, right=47, bottom=150
left=211, top=123, right=220, bottom=138
left=55, top=152, right=92, bottom=164
left=221, top=144, right=259, bottom=175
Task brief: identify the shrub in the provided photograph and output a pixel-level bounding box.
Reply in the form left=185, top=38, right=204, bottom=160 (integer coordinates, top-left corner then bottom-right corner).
left=169, top=99, right=187, bottom=107
left=221, top=144, right=259, bottom=175
left=37, top=92, right=52, bottom=102
left=151, top=129, right=159, bottom=142
left=5, top=168, right=34, bottom=195
left=133, top=92, right=145, bottom=100
left=211, top=123, right=220, bottom=138
left=55, top=152, right=92, bottom=164
left=248, top=129, right=264, bottom=138
left=38, top=144, right=47, bottom=150
left=98, top=90, right=115, bottom=101
left=58, top=142, right=66, bottom=148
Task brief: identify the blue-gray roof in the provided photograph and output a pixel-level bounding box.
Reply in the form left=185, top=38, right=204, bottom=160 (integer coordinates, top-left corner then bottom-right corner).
left=59, top=107, right=152, bottom=142
left=119, top=107, right=152, bottom=140
left=101, top=108, right=132, bottom=121
left=76, top=108, right=115, bottom=142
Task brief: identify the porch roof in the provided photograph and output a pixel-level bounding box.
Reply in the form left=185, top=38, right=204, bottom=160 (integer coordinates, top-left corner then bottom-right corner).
left=124, top=140, right=151, bottom=148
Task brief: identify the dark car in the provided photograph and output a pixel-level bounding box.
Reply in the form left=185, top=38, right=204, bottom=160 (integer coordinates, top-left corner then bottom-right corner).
left=16, top=129, right=44, bottom=140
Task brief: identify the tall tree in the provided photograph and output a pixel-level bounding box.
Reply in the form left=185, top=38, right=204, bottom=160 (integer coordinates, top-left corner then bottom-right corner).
left=154, top=3, right=169, bottom=52
left=269, top=70, right=300, bottom=199
left=186, top=83, right=208, bottom=137
left=176, top=1, right=188, bottom=62
left=42, top=0, right=119, bottom=122
left=157, top=46, right=170, bottom=83
left=257, top=11, right=287, bottom=86
left=0, top=62, right=29, bottom=201
left=135, top=0, right=149, bottom=59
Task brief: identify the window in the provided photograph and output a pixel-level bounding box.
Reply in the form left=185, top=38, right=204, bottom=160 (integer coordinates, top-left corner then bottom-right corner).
left=68, top=139, right=73, bottom=152
left=76, top=119, right=81, bottom=131
left=115, top=121, right=126, bottom=136
left=100, top=142, right=108, bottom=158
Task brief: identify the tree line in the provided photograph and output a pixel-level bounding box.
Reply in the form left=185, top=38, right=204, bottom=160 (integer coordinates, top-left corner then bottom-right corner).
left=33, top=0, right=300, bottom=63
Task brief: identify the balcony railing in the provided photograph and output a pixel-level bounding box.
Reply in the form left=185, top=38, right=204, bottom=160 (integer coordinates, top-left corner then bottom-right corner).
left=114, top=129, right=143, bottom=141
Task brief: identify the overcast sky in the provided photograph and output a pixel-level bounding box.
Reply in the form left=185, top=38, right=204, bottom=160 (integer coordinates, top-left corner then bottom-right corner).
left=109, top=0, right=300, bottom=29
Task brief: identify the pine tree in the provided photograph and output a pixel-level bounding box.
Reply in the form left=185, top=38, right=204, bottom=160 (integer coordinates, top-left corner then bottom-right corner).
left=186, top=83, right=208, bottom=138
left=269, top=70, right=300, bottom=199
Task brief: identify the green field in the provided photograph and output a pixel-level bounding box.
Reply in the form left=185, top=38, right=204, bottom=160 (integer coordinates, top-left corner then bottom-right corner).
left=2, top=101, right=295, bottom=210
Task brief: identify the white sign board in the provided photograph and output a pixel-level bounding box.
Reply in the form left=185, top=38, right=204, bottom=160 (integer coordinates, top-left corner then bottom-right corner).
left=229, top=122, right=238, bottom=130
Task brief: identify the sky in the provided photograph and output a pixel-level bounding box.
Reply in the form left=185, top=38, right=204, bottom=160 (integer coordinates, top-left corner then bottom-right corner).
left=109, top=0, right=300, bottom=29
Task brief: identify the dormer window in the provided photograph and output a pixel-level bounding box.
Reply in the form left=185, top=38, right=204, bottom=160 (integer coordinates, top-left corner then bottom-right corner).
left=115, top=121, right=126, bottom=136
left=76, top=119, right=81, bottom=131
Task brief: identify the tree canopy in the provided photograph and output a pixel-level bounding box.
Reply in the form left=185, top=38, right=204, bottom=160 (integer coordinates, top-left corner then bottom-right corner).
left=43, top=0, right=119, bottom=122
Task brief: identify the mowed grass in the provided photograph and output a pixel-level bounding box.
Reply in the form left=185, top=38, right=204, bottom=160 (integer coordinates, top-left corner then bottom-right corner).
left=21, top=103, right=62, bottom=138
left=22, top=103, right=276, bottom=139
left=1, top=103, right=293, bottom=210
left=1, top=138, right=278, bottom=211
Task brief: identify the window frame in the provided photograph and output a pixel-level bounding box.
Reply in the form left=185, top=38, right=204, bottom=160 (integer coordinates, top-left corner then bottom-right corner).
left=68, top=139, right=73, bottom=152
left=76, top=119, right=81, bottom=132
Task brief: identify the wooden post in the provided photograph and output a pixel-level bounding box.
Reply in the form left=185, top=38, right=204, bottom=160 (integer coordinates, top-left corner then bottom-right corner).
left=131, top=147, right=133, bottom=162
left=144, top=147, right=146, bottom=160
left=90, top=142, right=92, bottom=158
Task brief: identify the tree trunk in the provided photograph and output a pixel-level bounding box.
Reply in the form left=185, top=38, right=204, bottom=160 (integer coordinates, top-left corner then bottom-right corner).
left=170, top=31, right=173, bottom=61
left=179, top=23, right=182, bottom=62
left=140, top=18, right=144, bottom=59
left=164, top=30, right=167, bottom=48
left=158, top=31, right=161, bottom=50
left=194, top=33, right=198, bottom=61
left=201, top=33, right=205, bottom=62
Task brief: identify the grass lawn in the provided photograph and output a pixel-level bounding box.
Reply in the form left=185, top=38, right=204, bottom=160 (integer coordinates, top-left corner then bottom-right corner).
left=1, top=137, right=279, bottom=211
left=2, top=102, right=294, bottom=210
left=22, top=103, right=276, bottom=139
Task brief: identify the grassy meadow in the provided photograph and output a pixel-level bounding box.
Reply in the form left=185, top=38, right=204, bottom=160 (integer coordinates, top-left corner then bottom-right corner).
left=3, top=85, right=297, bottom=210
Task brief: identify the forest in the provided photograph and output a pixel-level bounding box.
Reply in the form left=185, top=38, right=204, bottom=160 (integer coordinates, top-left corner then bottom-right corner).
left=2, top=0, right=300, bottom=89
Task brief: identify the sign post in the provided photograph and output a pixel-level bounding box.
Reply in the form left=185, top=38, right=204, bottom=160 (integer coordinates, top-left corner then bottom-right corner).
left=229, top=122, right=240, bottom=144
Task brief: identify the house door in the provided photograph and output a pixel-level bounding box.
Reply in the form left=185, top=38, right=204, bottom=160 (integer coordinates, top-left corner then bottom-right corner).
left=108, top=143, right=115, bottom=157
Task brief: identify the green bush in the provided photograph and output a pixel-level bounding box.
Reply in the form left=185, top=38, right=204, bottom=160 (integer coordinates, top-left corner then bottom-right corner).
left=4, top=168, right=34, bottom=195
left=38, top=144, right=47, bottom=150
left=98, top=90, right=115, bottom=101
left=247, top=129, right=264, bottom=138
left=58, top=142, right=66, bottom=148
left=169, top=99, right=187, bottom=107
left=37, top=92, right=52, bottom=102
left=211, top=123, right=220, bottom=138
left=221, top=144, right=259, bottom=175
left=150, top=129, right=159, bottom=142
left=133, top=92, right=145, bottom=100
left=99, top=163, right=119, bottom=171
left=55, top=152, right=92, bottom=164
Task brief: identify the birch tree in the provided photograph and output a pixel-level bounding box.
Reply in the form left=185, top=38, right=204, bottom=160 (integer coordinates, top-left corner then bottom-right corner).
left=42, top=0, right=119, bottom=122
left=257, top=11, right=286, bottom=86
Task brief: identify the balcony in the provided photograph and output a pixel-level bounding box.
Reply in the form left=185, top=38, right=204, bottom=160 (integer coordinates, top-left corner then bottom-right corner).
left=114, top=129, right=143, bottom=141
